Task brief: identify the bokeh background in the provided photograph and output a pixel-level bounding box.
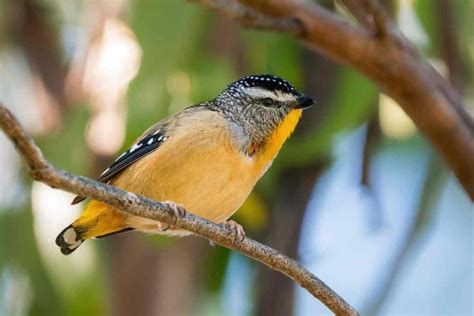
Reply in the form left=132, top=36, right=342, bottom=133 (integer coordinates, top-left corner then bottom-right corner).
left=0, top=0, right=472, bottom=315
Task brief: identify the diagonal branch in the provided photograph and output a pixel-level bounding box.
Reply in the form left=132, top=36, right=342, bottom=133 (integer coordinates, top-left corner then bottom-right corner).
left=0, top=103, right=359, bottom=315
left=192, top=0, right=474, bottom=200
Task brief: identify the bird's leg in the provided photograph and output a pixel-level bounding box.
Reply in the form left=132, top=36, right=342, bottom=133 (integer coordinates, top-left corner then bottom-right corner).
left=222, top=220, right=246, bottom=246
left=158, top=201, right=187, bottom=232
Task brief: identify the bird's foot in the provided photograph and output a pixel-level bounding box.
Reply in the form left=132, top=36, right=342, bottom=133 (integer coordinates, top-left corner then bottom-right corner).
left=222, top=220, right=246, bottom=246
left=159, top=201, right=187, bottom=232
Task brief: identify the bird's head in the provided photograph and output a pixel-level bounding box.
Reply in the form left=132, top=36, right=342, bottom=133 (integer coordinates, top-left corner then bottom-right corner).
left=212, top=74, right=314, bottom=144
left=217, top=74, right=314, bottom=112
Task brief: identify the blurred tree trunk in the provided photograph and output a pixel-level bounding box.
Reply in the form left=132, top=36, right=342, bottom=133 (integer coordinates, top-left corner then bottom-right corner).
left=255, top=163, right=326, bottom=316
left=103, top=154, right=209, bottom=316
left=110, top=235, right=208, bottom=316
left=6, top=0, right=68, bottom=108
left=255, top=47, right=337, bottom=316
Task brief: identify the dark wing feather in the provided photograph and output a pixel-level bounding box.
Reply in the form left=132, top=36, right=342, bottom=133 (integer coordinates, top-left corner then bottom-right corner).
left=70, top=104, right=208, bottom=205
left=98, top=132, right=166, bottom=182
left=71, top=130, right=167, bottom=205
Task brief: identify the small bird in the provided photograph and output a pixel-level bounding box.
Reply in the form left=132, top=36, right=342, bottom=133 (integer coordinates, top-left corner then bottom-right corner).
left=56, top=74, right=314, bottom=255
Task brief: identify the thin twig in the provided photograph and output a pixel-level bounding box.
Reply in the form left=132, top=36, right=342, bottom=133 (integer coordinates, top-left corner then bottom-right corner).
left=0, top=103, right=359, bottom=315
left=191, top=0, right=474, bottom=200
left=338, top=0, right=390, bottom=37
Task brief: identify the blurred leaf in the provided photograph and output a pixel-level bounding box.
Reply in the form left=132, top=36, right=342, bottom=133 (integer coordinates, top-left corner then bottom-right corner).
left=234, top=192, right=268, bottom=232
left=245, top=31, right=302, bottom=86
left=411, top=0, right=437, bottom=55
left=0, top=205, right=64, bottom=315
left=63, top=276, right=104, bottom=316
left=278, top=69, right=377, bottom=167
left=204, top=247, right=231, bottom=293
left=37, top=104, right=90, bottom=175
left=189, top=58, right=234, bottom=103
left=126, top=0, right=208, bottom=139
left=146, top=233, right=175, bottom=249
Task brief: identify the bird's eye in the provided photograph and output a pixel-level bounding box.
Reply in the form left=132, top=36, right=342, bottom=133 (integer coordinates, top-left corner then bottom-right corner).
left=261, top=98, right=274, bottom=107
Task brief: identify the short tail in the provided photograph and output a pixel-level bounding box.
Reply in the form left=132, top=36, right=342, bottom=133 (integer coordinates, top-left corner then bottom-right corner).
left=55, top=200, right=133, bottom=255
left=56, top=224, right=133, bottom=255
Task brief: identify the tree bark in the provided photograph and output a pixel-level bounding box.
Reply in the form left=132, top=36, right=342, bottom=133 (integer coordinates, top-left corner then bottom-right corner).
left=192, top=0, right=474, bottom=199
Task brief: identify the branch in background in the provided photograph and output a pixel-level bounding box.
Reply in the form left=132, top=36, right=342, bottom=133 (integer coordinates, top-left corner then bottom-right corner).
left=0, top=103, right=359, bottom=316
left=191, top=0, right=474, bottom=200
left=361, top=112, right=380, bottom=189
left=360, top=112, right=385, bottom=230
left=363, top=155, right=446, bottom=315
left=438, top=0, right=468, bottom=93
left=365, top=4, right=471, bottom=313
left=338, top=0, right=390, bottom=36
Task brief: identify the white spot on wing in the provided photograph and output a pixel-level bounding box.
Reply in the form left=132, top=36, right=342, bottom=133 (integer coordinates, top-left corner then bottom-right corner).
left=129, top=142, right=143, bottom=153
left=115, top=151, right=127, bottom=161
left=101, top=167, right=110, bottom=176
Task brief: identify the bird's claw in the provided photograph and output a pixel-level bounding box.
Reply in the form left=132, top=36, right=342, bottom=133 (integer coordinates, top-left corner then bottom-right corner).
left=159, top=201, right=186, bottom=232
left=222, top=220, right=246, bottom=245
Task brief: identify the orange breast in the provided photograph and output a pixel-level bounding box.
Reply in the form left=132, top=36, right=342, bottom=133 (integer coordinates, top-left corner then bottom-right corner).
left=253, top=109, right=302, bottom=170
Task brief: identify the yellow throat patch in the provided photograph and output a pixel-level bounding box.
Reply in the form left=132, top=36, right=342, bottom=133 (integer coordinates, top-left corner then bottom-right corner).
left=254, top=108, right=302, bottom=169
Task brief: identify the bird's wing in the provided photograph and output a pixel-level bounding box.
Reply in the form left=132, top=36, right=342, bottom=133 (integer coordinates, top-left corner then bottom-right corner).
left=71, top=119, right=170, bottom=205
left=99, top=130, right=167, bottom=183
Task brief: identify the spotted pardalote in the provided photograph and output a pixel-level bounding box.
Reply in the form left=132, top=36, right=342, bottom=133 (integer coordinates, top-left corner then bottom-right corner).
left=56, top=74, right=315, bottom=255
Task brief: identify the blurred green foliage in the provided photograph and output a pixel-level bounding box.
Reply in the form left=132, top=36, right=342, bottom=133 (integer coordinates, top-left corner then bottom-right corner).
left=0, top=0, right=472, bottom=315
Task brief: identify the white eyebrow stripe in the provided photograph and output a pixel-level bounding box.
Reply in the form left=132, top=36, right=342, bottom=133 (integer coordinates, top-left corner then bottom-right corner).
left=245, top=87, right=276, bottom=99
left=244, top=87, right=296, bottom=102
left=275, top=91, right=297, bottom=102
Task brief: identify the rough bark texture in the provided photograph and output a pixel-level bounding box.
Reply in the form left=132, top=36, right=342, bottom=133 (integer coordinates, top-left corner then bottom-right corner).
left=0, top=103, right=358, bottom=316
left=191, top=0, right=474, bottom=199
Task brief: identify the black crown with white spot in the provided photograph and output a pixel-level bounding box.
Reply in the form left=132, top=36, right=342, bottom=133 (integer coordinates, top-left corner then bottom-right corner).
left=228, top=75, right=300, bottom=96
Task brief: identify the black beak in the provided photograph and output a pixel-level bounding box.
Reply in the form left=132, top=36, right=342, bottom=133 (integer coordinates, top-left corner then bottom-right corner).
left=296, top=95, right=315, bottom=109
